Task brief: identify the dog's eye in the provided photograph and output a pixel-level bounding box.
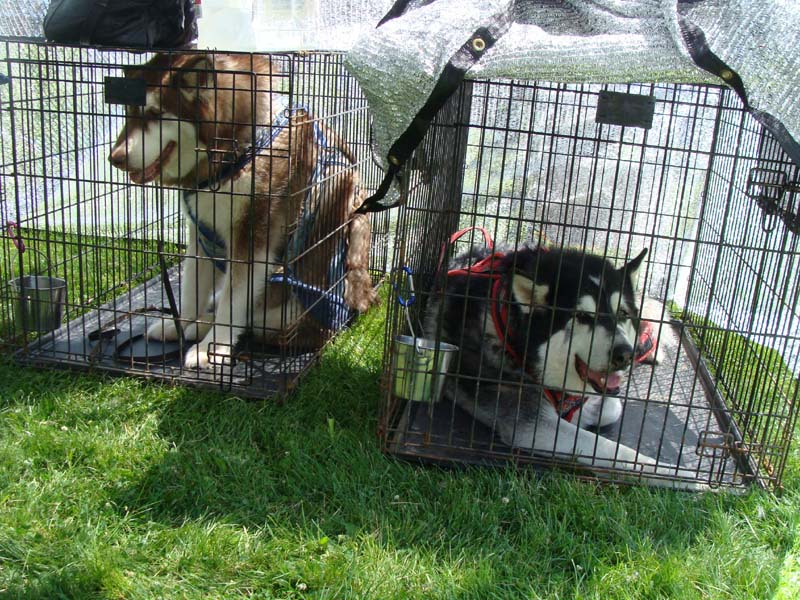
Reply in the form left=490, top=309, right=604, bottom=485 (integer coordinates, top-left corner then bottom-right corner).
left=618, top=309, right=631, bottom=320
left=575, top=311, right=595, bottom=323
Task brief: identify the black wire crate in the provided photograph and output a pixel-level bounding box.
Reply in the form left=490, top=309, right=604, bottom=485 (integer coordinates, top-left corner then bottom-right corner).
left=380, top=79, right=800, bottom=491
left=0, top=40, right=388, bottom=397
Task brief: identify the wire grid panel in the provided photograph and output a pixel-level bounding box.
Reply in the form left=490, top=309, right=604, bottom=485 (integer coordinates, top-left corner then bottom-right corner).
left=380, top=79, right=800, bottom=491
left=0, top=41, right=387, bottom=397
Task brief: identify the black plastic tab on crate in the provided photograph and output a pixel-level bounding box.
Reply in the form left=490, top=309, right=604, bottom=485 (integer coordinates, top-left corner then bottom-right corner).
left=104, top=76, right=146, bottom=106
left=596, top=91, right=656, bottom=129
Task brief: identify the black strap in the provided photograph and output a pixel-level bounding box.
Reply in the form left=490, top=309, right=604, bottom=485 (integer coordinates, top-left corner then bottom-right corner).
left=355, top=163, right=402, bottom=214
left=679, top=16, right=800, bottom=168
left=157, top=240, right=184, bottom=352
left=356, top=12, right=511, bottom=214
left=377, top=0, right=416, bottom=27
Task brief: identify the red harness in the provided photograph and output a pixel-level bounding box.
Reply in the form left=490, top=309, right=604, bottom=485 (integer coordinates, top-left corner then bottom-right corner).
left=443, top=227, right=657, bottom=423
left=444, top=229, right=588, bottom=421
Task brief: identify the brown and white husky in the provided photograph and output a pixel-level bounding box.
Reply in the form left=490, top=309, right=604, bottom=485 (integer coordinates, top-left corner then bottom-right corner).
left=109, top=53, right=377, bottom=370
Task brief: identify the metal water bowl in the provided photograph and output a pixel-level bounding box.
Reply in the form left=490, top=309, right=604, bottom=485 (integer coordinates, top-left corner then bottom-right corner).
left=10, top=275, right=67, bottom=333
left=392, top=335, right=458, bottom=403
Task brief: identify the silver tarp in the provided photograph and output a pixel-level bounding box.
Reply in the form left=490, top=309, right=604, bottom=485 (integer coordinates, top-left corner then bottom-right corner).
left=5, top=0, right=797, bottom=153
left=342, top=0, right=800, bottom=375
left=2, top=0, right=798, bottom=372
left=345, top=0, right=799, bottom=165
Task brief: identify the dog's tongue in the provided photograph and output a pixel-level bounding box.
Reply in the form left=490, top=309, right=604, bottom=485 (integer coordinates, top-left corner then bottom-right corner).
left=587, top=368, right=621, bottom=392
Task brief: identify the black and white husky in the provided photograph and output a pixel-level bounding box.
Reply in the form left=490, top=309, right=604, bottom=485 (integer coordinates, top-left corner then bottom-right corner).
left=426, top=242, right=694, bottom=487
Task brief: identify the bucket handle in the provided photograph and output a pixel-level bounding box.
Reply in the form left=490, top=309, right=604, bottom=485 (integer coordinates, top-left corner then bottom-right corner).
left=6, top=220, right=55, bottom=275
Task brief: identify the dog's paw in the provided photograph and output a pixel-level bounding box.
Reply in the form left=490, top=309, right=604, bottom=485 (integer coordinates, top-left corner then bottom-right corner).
left=639, top=462, right=706, bottom=491
left=147, top=318, right=180, bottom=342
left=183, top=341, right=235, bottom=372
left=573, top=395, right=622, bottom=429
left=183, top=344, right=209, bottom=370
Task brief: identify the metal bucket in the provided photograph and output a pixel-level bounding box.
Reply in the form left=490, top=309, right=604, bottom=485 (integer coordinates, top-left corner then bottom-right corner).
left=392, top=335, right=458, bottom=403
left=10, top=275, right=67, bottom=333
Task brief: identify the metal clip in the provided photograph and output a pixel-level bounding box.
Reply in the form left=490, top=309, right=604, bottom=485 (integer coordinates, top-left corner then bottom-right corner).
left=746, top=167, right=800, bottom=234
left=393, top=266, right=426, bottom=352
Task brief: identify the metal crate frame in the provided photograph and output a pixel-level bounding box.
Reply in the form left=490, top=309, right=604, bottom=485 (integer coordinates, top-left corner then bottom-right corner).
left=0, top=40, right=389, bottom=398
left=379, top=79, right=800, bottom=491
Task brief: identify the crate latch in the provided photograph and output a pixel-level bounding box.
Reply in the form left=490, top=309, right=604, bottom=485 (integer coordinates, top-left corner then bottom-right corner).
left=746, top=167, right=800, bottom=234
left=696, top=430, right=733, bottom=458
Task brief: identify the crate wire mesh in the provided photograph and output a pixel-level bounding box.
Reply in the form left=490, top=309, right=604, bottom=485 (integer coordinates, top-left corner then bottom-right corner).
left=0, top=40, right=388, bottom=397
left=380, top=79, right=800, bottom=491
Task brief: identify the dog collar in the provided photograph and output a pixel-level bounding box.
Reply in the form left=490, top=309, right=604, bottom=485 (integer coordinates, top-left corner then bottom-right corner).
left=488, top=276, right=589, bottom=421
left=193, top=98, right=293, bottom=192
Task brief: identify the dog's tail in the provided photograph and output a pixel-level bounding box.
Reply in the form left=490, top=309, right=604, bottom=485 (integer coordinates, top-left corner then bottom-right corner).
left=319, top=126, right=379, bottom=314
left=344, top=187, right=380, bottom=313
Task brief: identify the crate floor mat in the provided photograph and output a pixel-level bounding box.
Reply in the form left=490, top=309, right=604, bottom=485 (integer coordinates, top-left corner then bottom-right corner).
left=15, top=266, right=318, bottom=397
left=386, top=324, right=754, bottom=490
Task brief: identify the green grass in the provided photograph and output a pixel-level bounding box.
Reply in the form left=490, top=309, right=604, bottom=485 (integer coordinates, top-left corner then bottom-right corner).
left=1, top=298, right=799, bottom=599
left=677, top=308, right=799, bottom=486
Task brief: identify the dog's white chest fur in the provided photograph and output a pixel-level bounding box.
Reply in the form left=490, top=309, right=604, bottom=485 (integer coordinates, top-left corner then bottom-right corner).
left=182, top=176, right=254, bottom=246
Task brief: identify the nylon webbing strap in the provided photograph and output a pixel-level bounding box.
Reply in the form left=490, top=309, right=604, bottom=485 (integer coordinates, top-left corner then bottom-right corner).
left=679, top=16, right=800, bottom=168
left=356, top=10, right=511, bottom=214
left=376, top=0, right=414, bottom=28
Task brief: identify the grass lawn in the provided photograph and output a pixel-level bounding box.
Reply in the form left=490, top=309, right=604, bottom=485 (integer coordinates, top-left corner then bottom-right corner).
left=1, top=297, right=799, bottom=599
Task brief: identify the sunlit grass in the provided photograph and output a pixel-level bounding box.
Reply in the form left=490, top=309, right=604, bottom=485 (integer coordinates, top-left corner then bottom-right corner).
left=1, top=292, right=799, bottom=598
left=1, top=228, right=180, bottom=344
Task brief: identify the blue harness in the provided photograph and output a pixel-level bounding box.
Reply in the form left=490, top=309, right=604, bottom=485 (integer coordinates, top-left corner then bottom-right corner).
left=182, top=103, right=354, bottom=331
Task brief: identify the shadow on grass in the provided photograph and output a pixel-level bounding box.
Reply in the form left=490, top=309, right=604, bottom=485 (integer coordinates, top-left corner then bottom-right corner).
left=105, top=343, right=798, bottom=597
left=1, top=322, right=796, bottom=597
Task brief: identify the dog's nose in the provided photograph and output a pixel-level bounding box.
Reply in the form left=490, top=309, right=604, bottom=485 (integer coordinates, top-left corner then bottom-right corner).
left=109, top=145, right=127, bottom=169
left=610, top=343, right=634, bottom=370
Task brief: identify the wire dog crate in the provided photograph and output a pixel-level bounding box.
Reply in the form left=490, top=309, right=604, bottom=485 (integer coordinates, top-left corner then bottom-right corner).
left=380, top=79, right=800, bottom=491
left=0, top=40, right=388, bottom=397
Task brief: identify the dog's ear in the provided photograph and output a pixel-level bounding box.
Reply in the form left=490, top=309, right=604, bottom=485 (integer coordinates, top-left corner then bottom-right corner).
left=171, top=55, right=215, bottom=100
left=511, top=273, right=549, bottom=313
left=621, top=248, right=648, bottom=290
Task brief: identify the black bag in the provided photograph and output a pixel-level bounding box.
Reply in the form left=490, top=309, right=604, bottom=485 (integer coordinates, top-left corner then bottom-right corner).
left=43, top=0, right=198, bottom=48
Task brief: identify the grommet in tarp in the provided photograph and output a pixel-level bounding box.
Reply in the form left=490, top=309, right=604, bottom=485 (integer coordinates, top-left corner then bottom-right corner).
left=388, top=154, right=401, bottom=166
left=720, top=69, right=734, bottom=81
left=472, top=37, right=486, bottom=52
